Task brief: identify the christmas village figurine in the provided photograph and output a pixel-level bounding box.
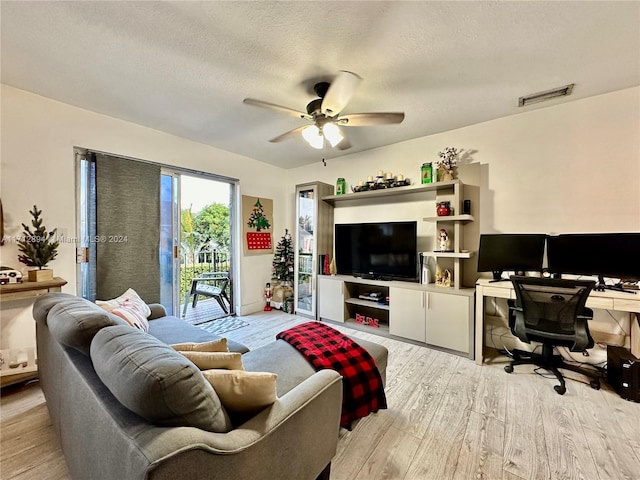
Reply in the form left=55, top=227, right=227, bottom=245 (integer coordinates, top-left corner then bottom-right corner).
left=435, top=268, right=452, bottom=288
left=264, top=282, right=273, bottom=311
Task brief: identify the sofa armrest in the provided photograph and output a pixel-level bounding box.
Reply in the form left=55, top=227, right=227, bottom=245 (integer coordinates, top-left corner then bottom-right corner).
left=146, top=369, right=343, bottom=480
left=147, top=303, right=167, bottom=320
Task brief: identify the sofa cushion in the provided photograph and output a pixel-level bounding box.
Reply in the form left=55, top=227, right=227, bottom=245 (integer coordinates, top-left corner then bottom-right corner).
left=148, top=315, right=249, bottom=354
left=46, top=296, right=129, bottom=356
left=33, top=292, right=80, bottom=325
left=201, top=369, right=278, bottom=414
left=91, top=325, right=233, bottom=433
left=96, top=288, right=150, bottom=331
left=178, top=351, right=244, bottom=370
left=242, top=336, right=389, bottom=396
left=171, top=338, right=228, bottom=352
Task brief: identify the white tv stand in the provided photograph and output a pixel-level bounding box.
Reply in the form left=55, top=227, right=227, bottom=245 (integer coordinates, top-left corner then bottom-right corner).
left=319, top=179, right=477, bottom=358
left=318, top=274, right=475, bottom=358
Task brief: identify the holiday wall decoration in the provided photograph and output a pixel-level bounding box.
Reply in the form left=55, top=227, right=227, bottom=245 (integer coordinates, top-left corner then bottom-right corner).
left=242, top=195, right=273, bottom=254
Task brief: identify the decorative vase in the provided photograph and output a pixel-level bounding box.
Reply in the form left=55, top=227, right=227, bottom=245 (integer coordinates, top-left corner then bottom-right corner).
left=28, top=268, right=53, bottom=282
left=438, top=166, right=454, bottom=182
left=436, top=201, right=451, bottom=217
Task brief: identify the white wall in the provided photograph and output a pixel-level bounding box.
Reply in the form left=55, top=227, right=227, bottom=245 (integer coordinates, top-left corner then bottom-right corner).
left=0, top=85, right=286, bottom=350
left=2, top=84, right=638, bottom=351
left=288, top=86, right=639, bottom=235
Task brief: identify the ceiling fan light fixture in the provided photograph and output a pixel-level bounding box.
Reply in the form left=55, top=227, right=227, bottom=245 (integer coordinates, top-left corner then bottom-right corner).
left=302, top=125, right=323, bottom=149
left=323, top=123, right=344, bottom=147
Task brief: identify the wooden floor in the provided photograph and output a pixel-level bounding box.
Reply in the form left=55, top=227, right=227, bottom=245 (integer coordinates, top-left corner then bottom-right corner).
left=1, top=311, right=639, bottom=480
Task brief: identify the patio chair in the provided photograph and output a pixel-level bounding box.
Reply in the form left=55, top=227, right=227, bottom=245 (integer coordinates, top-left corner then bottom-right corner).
left=182, top=272, right=230, bottom=317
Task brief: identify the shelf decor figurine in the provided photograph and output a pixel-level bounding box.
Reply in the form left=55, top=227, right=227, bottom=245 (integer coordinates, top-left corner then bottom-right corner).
left=438, top=228, right=450, bottom=251
left=436, top=147, right=459, bottom=181
left=436, top=201, right=452, bottom=216
left=435, top=268, right=452, bottom=288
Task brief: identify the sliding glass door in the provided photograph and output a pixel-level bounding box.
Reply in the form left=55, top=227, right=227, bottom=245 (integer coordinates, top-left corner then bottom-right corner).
left=160, top=172, right=180, bottom=314
left=76, top=149, right=237, bottom=320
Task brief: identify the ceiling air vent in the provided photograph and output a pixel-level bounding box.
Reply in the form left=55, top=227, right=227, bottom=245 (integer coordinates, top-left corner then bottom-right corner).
left=518, top=83, right=574, bottom=107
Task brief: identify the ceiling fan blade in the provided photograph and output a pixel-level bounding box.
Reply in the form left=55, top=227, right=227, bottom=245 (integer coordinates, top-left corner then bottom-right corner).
left=243, top=98, right=311, bottom=119
left=336, top=135, right=352, bottom=151
left=321, top=71, right=362, bottom=116
left=338, top=112, right=405, bottom=126
left=269, top=125, right=308, bottom=143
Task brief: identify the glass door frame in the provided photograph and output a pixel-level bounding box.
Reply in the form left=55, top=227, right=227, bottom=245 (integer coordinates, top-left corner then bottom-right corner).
left=160, top=170, right=180, bottom=314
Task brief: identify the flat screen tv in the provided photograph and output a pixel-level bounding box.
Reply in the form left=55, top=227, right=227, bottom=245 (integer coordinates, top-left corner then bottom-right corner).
left=335, top=221, right=418, bottom=282
left=477, top=234, right=547, bottom=281
left=547, top=233, right=640, bottom=288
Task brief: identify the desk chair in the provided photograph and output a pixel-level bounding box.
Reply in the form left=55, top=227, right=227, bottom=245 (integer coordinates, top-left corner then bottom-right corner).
left=182, top=272, right=230, bottom=318
left=505, top=276, right=601, bottom=395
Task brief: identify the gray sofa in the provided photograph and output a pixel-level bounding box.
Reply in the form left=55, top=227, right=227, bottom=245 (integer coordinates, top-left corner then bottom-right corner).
left=33, top=293, right=388, bottom=480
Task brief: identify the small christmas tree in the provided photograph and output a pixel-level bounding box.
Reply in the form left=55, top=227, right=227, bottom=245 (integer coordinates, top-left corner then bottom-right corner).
left=17, top=205, right=59, bottom=269
left=272, top=229, right=294, bottom=284
left=247, top=199, right=271, bottom=232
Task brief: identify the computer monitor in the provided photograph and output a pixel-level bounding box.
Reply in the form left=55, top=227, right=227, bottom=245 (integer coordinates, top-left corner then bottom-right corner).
left=477, top=234, right=547, bottom=282
left=547, top=233, right=640, bottom=291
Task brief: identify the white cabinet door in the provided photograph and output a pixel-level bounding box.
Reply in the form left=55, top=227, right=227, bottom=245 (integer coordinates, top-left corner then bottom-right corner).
left=389, top=287, right=426, bottom=342
left=426, top=292, right=472, bottom=353
left=317, top=277, right=345, bottom=322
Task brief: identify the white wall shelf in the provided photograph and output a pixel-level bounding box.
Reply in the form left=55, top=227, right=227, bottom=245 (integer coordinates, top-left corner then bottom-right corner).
left=422, top=251, right=474, bottom=259
left=422, top=214, right=474, bottom=223
left=322, top=179, right=460, bottom=205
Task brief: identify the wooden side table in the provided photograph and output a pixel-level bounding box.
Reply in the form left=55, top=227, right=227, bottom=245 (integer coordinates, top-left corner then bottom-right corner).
left=0, top=277, right=67, bottom=387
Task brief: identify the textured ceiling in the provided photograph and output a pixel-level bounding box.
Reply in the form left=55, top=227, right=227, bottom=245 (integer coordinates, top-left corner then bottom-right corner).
left=1, top=1, right=639, bottom=169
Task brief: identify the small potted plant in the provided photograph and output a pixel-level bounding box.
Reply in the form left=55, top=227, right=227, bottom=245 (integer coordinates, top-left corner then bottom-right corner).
left=17, top=205, right=59, bottom=282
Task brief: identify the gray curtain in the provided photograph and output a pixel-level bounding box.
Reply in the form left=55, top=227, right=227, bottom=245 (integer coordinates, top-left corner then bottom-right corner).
left=95, top=154, right=161, bottom=303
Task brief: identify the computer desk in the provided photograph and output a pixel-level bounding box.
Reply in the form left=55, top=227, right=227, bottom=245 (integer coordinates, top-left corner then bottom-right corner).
left=474, top=278, right=640, bottom=365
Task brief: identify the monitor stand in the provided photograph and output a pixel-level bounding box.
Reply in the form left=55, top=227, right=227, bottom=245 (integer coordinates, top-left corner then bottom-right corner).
left=489, top=270, right=510, bottom=283
left=595, top=275, right=636, bottom=294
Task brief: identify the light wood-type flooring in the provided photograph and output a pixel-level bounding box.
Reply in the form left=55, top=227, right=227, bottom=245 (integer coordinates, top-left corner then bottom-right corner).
left=1, top=311, right=639, bottom=480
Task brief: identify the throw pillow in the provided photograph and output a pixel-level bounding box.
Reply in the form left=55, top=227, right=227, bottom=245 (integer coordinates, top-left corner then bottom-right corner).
left=171, top=338, right=228, bottom=352
left=179, top=351, right=243, bottom=371
left=96, top=288, right=151, bottom=332
left=91, top=325, right=232, bottom=433
left=110, top=304, right=150, bottom=332
left=201, top=369, right=278, bottom=414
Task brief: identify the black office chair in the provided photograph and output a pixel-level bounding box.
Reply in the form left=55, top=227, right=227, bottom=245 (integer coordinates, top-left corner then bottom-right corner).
left=504, top=276, right=602, bottom=395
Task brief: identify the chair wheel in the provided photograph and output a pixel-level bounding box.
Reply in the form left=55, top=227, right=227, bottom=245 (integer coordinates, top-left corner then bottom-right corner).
left=504, top=365, right=513, bottom=374
left=590, top=380, right=601, bottom=390
left=554, top=385, right=566, bottom=395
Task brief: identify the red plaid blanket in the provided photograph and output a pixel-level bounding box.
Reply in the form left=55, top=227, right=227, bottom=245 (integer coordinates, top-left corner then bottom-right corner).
left=276, top=321, right=387, bottom=427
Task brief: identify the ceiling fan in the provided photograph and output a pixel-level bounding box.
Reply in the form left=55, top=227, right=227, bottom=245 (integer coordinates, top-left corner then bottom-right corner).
left=243, top=71, right=405, bottom=150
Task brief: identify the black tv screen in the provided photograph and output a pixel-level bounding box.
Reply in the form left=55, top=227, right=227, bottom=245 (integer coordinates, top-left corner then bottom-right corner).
left=335, top=221, right=418, bottom=282
left=477, top=234, right=547, bottom=278
left=547, top=233, right=640, bottom=280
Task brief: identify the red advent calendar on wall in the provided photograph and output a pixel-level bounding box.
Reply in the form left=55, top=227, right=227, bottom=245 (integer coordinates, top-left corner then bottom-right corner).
left=246, top=232, right=272, bottom=250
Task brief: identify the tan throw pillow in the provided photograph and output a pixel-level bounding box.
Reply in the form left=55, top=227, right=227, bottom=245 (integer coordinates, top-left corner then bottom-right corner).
left=179, top=351, right=243, bottom=371
left=96, top=288, right=151, bottom=331
left=171, top=338, right=228, bottom=352
left=202, top=370, right=278, bottom=414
